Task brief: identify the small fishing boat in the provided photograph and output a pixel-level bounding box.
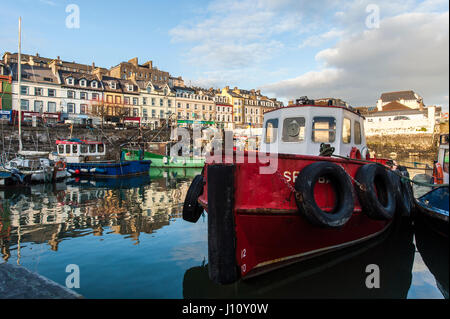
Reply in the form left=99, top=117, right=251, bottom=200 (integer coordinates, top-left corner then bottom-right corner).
left=414, top=133, right=449, bottom=237
left=2, top=153, right=68, bottom=184
left=55, top=139, right=151, bottom=178
left=0, top=170, right=26, bottom=189
left=183, top=97, right=413, bottom=284
left=123, top=141, right=205, bottom=168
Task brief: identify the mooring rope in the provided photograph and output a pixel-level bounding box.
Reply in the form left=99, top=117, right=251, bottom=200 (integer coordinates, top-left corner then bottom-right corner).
left=318, top=143, right=449, bottom=188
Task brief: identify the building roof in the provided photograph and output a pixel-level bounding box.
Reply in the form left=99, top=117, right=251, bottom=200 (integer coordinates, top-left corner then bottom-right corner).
left=379, top=90, right=418, bottom=102
left=381, top=101, right=412, bottom=111
left=10, top=63, right=58, bottom=85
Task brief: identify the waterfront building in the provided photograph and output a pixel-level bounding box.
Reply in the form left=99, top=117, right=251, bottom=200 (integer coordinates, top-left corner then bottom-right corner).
left=137, top=80, right=176, bottom=129
left=213, top=95, right=233, bottom=129
left=109, top=57, right=175, bottom=87
left=0, top=62, right=12, bottom=110
left=175, top=87, right=216, bottom=128
left=58, top=69, right=105, bottom=125
left=10, top=62, right=62, bottom=123
left=219, top=86, right=244, bottom=127
left=376, top=90, right=424, bottom=111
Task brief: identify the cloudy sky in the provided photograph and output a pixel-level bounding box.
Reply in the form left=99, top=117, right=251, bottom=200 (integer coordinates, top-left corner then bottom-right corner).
left=0, top=0, right=448, bottom=109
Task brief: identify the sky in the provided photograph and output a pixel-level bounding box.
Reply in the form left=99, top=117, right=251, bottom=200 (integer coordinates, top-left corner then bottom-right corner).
left=0, top=0, right=448, bottom=109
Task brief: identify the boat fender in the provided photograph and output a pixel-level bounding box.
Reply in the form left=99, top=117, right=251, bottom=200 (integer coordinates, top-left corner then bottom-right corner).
left=206, top=165, right=239, bottom=284
left=396, top=166, right=414, bottom=217
left=355, top=164, right=396, bottom=220
left=433, top=162, right=444, bottom=185
left=80, top=168, right=89, bottom=173
left=182, top=174, right=205, bottom=223
left=90, top=168, right=96, bottom=173
left=163, top=157, right=168, bottom=164
left=294, top=161, right=355, bottom=228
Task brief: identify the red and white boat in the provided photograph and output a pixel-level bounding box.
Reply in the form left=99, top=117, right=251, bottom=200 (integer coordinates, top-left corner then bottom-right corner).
left=183, top=97, right=414, bottom=284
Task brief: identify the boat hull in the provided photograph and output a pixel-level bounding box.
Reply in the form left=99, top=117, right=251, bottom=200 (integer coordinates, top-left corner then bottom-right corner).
left=123, top=149, right=204, bottom=168
left=66, top=160, right=151, bottom=178
left=198, top=152, right=394, bottom=282
left=415, top=186, right=449, bottom=237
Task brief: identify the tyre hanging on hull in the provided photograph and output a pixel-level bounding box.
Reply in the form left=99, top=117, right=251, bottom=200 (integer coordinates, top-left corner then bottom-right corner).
left=388, top=166, right=413, bottom=217
left=355, top=164, right=396, bottom=220
left=294, top=161, right=355, bottom=228
left=182, top=174, right=204, bottom=223
left=207, top=164, right=239, bottom=285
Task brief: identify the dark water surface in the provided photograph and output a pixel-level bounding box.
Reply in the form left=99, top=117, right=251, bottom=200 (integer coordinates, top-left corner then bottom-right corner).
left=0, top=167, right=448, bottom=299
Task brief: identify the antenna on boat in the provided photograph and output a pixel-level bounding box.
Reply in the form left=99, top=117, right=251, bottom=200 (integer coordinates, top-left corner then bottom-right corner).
left=18, top=17, right=23, bottom=153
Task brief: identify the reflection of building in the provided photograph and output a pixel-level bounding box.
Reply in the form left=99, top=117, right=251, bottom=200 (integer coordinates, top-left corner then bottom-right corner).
left=0, top=175, right=192, bottom=260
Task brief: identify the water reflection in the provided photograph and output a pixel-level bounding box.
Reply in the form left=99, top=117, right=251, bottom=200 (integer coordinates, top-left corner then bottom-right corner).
left=183, top=217, right=416, bottom=299
left=0, top=169, right=197, bottom=264
left=0, top=166, right=448, bottom=299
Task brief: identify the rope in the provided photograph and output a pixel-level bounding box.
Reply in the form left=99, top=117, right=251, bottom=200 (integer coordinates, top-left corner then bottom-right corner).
left=318, top=143, right=449, bottom=188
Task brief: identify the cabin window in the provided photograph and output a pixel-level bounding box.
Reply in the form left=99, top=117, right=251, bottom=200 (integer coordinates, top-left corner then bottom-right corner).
left=80, top=145, right=88, bottom=154
left=444, top=149, right=449, bottom=174
left=98, top=144, right=105, bottom=153
left=312, top=117, right=336, bottom=143
left=282, top=117, right=306, bottom=142
left=354, top=121, right=362, bottom=145
left=72, top=145, right=78, bottom=154
left=58, top=145, right=64, bottom=154
left=264, top=119, right=278, bottom=144
left=65, top=145, right=70, bottom=155
left=89, top=144, right=96, bottom=154
left=342, top=118, right=351, bottom=144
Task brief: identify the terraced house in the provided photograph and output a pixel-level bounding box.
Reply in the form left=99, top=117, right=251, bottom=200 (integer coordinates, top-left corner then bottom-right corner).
left=175, top=87, right=216, bottom=127
left=0, top=62, right=12, bottom=111
left=137, top=80, right=176, bottom=129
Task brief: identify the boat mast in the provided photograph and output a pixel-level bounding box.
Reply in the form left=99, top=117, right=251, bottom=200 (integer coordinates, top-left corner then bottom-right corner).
left=18, top=17, right=23, bottom=153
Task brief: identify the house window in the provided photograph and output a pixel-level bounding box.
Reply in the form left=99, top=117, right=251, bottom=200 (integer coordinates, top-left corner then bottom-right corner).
left=160, top=110, right=164, bottom=118
left=67, top=78, right=74, bottom=85
left=133, top=108, right=139, bottom=117
left=342, top=118, right=351, bottom=144
left=20, top=86, right=28, bottom=95
left=80, top=79, right=87, bottom=87
left=48, top=102, right=56, bottom=113
left=128, top=85, right=133, bottom=92
left=34, top=100, right=43, bottom=112
left=67, top=103, right=75, bottom=113
left=20, top=99, right=29, bottom=111
left=67, top=91, right=75, bottom=99
left=152, top=98, right=155, bottom=106
left=92, top=93, right=99, bottom=100
left=80, top=92, right=87, bottom=100
left=143, top=108, right=148, bottom=117
left=110, top=83, right=116, bottom=89
left=80, top=104, right=87, bottom=114
left=91, top=81, right=98, bottom=88
left=178, top=103, right=181, bottom=108
left=115, top=96, right=121, bottom=104
left=107, top=95, right=113, bottom=103
left=133, top=98, right=138, bottom=105
left=35, top=87, right=43, bottom=96
left=168, top=100, right=172, bottom=107
left=265, top=119, right=278, bottom=144
left=143, top=97, right=147, bottom=105
left=152, top=109, right=156, bottom=117
left=312, top=117, right=336, bottom=143
left=124, top=97, right=130, bottom=105
left=48, top=89, right=56, bottom=97
left=160, top=99, right=163, bottom=106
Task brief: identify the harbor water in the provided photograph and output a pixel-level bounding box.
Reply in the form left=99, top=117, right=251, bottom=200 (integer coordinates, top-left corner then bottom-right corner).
left=0, top=166, right=448, bottom=299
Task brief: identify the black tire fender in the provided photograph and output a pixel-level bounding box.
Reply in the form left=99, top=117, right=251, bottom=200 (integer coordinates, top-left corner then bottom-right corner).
left=182, top=174, right=204, bottom=223
left=355, top=164, right=396, bottom=220
left=294, top=161, right=355, bottom=228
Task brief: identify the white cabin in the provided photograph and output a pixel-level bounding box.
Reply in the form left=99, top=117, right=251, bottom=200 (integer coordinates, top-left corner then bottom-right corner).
left=55, top=140, right=106, bottom=163
left=260, top=103, right=368, bottom=158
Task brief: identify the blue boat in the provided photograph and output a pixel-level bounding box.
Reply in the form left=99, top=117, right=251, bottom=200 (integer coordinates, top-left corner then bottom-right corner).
left=415, top=186, right=449, bottom=237
left=0, top=170, right=26, bottom=189
left=54, top=139, right=151, bottom=178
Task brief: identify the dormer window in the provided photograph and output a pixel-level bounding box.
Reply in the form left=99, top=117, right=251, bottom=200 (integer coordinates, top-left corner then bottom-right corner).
left=127, top=84, right=133, bottom=92
left=67, top=77, right=74, bottom=85
left=80, top=79, right=87, bottom=87
left=110, top=82, right=116, bottom=89
left=91, top=81, right=98, bottom=88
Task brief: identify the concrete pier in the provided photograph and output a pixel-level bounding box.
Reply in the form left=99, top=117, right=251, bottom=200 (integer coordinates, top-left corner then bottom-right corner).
left=0, top=263, right=82, bottom=299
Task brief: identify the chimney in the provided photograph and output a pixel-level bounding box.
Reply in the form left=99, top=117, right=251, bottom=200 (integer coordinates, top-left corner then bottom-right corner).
left=93, top=68, right=103, bottom=81
left=128, top=57, right=139, bottom=66
left=36, top=53, right=39, bottom=57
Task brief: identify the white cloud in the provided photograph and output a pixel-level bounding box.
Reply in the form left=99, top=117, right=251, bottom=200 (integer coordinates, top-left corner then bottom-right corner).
left=299, top=29, right=344, bottom=48
left=262, top=11, right=449, bottom=109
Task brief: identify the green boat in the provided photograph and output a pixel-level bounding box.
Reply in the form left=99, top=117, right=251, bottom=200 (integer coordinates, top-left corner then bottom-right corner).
left=122, top=142, right=205, bottom=168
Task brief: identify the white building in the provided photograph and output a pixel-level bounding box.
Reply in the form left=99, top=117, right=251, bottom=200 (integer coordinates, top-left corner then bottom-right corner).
left=376, top=90, right=424, bottom=111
